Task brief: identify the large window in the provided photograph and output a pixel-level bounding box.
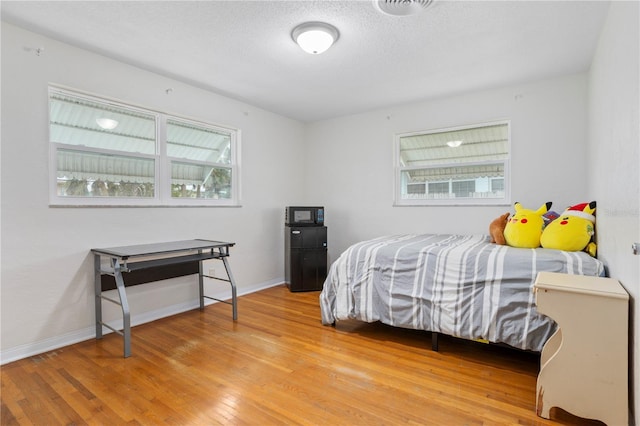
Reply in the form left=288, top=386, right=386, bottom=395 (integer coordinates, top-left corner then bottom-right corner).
left=49, top=87, right=240, bottom=206
left=394, top=121, right=510, bottom=205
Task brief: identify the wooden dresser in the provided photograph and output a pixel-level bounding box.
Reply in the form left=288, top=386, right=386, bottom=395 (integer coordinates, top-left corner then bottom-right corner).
left=534, top=271, right=629, bottom=425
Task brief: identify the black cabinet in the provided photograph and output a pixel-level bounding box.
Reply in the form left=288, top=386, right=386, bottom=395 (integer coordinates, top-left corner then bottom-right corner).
left=285, top=226, right=327, bottom=292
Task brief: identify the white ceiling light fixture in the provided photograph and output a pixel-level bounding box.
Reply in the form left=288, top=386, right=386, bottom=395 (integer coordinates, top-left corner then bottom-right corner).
left=96, top=118, right=119, bottom=130
left=292, top=22, right=339, bottom=55
left=374, top=0, right=434, bottom=16
left=447, top=140, right=463, bottom=148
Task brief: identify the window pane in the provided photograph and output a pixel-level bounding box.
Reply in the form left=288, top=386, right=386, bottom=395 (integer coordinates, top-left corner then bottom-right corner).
left=491, top=178, right=504, bottom=192
left=399, top=123, right=508, bottom=167
left=171, top=161, right=231, bottom=199
left=49, top=91, right=156, bottom=155
left=452, top=180, right=476, bottom=197
left=56, top=149, right=155, bottom=197
left=167, top=119, right=231, bottom=164
left=428, top=182, right=449, bottom=194
left=400, top=164, right=504, bottom=200
left=407, top=183, right=426, bottom=194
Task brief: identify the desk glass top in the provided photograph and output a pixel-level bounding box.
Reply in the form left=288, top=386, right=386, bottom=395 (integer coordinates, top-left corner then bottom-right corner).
left=92, top=239, right=235, bottom=259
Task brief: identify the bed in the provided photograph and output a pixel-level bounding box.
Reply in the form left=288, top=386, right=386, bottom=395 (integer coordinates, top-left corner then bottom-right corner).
left=319, top=234, right=605, bottom=352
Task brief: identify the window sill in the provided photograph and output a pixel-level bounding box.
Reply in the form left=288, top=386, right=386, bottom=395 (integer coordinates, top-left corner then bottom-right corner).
left=49, top=203, right=242, bottom=208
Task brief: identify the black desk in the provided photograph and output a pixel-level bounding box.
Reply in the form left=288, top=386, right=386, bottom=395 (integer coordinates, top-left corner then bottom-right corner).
left=92, top=239, right=237, bottom=357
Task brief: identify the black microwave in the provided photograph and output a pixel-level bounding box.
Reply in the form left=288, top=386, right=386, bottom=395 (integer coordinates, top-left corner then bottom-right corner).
left=285, top=206, right=324, bottom=227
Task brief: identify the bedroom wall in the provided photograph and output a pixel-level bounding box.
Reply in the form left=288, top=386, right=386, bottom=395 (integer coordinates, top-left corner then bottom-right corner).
left=587, top=1, right=639, bottom=423
left=304, top=73, right=590, bottom=262
left=0, top=23, right=306, bottom=363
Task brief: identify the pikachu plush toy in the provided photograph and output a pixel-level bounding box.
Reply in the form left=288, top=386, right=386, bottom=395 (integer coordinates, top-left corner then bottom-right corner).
left=541, top=201, right=597, bottom=257
left=503, top=202, right=552, bottom=248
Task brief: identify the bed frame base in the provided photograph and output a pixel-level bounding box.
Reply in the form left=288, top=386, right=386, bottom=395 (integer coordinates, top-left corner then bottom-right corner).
left=330, top=320, right=442, bottom=351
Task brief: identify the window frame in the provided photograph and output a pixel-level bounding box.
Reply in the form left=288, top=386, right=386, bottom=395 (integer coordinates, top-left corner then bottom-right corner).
left=48, top=86, right=241, bottom=207
left=163, top=115, right=239, bottom=206
left=393, top=120, right=511, bottom=206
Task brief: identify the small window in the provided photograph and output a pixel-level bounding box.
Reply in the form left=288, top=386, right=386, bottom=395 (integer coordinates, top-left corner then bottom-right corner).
left=49, top=87, right=240, bottom=206
left=394, top=121, right=510, bottom=205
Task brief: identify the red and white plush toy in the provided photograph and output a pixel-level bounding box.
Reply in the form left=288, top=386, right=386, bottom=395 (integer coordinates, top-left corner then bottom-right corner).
left=541, top=201, right=597, bottom=257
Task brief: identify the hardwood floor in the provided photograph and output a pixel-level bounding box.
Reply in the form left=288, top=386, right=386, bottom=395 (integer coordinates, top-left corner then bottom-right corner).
left=1, top=285, right=603, bottom=425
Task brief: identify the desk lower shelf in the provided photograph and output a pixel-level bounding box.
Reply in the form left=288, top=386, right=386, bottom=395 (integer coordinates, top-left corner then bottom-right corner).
left=100, top=252, right=227, bottom=273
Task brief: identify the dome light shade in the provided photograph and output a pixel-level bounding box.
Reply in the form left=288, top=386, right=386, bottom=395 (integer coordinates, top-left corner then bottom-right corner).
left=96, top=118, right=119, bottom=130
left=292, top=22, right=339, bottom=54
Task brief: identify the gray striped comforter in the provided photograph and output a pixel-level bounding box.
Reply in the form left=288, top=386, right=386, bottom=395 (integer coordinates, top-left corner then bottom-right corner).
left=319, top=234, right=605, bottom=351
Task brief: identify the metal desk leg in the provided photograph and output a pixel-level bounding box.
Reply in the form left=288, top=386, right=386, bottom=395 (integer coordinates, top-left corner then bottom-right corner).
left=198, top=258, right=205, bottom=310
left=221, top=257, right=238, bottom=321
left=112, top=258, right=132, bottom=358
left=94, top=254, right=103, bottom=339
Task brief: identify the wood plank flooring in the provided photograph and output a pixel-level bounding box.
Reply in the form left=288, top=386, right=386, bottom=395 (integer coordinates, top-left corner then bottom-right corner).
left=1, top=285, right=603, bottom=425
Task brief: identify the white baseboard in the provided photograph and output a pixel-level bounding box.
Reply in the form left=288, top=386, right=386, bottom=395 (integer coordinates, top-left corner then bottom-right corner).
left=0, top=279, right=284, bottom=365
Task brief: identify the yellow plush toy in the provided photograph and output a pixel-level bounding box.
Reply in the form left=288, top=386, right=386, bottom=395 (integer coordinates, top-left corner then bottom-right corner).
left=503, top=202, right=552, bottom=248
left=541, top=201, right=597, bottom=257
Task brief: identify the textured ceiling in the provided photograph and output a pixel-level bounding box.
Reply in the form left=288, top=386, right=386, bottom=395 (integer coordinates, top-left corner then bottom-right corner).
left=1, top=0, right=610, bottom=122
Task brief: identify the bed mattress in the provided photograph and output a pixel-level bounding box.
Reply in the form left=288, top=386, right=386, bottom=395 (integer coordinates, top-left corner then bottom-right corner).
left=319, top=234, right=605, bottom=351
